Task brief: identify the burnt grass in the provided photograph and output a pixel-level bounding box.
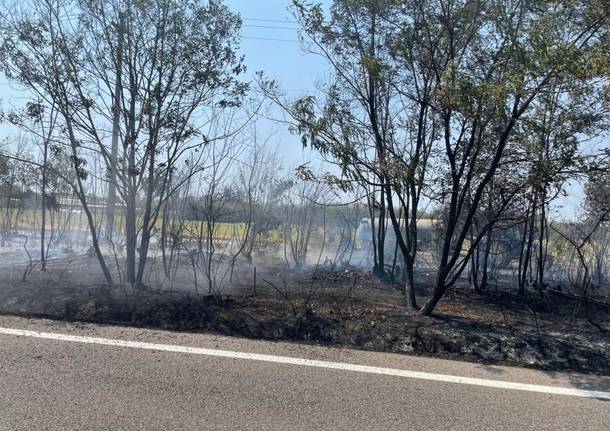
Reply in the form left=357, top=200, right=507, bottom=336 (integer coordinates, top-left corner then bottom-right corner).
left=0, top=257, right=609, bottom=374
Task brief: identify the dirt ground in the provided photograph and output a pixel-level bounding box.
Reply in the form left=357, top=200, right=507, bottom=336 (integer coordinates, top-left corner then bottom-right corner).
left=0, top=255, right=608, bottom=374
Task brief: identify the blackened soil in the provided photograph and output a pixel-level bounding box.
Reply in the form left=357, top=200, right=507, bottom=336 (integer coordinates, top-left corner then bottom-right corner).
left=0, top=260, right=608, bottom=374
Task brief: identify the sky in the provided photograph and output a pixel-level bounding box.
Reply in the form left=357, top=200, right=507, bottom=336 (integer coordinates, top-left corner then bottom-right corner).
left=228, top=0, right=331, bottom=169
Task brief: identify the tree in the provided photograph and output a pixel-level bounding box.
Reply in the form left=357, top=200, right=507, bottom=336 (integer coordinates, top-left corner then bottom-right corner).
left=264, top=0, right=437, bottom=307
left=551, top=163, right=610, bottom=300
left=234, top=126, right=285, bottom=264
left=279, top=0, right=610, bottom=315
left=582, top=155, right=610, bottom=288
left=0, top=0, right=247, bottom=287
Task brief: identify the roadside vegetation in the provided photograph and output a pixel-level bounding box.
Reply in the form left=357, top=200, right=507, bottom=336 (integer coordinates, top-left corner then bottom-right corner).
left=0, top=0, right=609, bottom=371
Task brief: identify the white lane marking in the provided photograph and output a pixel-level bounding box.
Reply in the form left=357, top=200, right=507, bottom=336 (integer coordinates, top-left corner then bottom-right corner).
left=0, top=326, right=608, bottom=400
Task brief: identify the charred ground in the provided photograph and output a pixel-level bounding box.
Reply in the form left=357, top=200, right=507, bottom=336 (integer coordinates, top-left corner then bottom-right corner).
left=1, top=255, right=608, bottom=374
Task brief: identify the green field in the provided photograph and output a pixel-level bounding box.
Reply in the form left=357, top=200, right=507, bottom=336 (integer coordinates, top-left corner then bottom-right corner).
left=3, top=207, right=246, bottom=241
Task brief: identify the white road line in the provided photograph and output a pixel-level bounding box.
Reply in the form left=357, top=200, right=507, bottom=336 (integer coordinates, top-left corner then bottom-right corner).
left=0, top=326, right=608, bottom=400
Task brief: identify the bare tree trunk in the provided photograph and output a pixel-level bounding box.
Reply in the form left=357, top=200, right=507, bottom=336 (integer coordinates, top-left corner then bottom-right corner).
left=125, top=182, right=137, bottom=287
left=125, top=135, right=137, bottom=288
left=40, top=131, right=48, bottom=270
left=161, top=191, right=170, bottom=278
left=517, top=209, right=530, bottom=295
left=536, top=195, right=547, bottom=291
left=470, top=226, right=480, bottom=291
left=375, top=186, right=386, bottom=277
left=520, top=196, right=538, bottom=293
left=106, top=13, right=125, bottom=243
left=135, top=146, right=158, bottom=287
left=479, top=226, right=493, bottom=291
left=404, top=256, right=417, bottom=309
left=368, top=198, right=378, bottom=270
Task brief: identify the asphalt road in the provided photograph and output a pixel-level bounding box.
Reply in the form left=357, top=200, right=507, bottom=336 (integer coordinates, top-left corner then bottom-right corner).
left=0, top=315, right=608, bottom=430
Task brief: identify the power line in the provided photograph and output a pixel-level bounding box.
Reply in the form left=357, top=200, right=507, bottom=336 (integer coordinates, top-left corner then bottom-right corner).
left=243, top=17, right=298, bottom=24
left=241, top=36, right=298, bottom=43
left=243, top=24, right=298, bottom=31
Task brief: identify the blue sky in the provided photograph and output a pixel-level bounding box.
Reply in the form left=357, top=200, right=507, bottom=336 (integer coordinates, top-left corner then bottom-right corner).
left=229, top=0, right=330, bottom=168
left=233, top=0, right=327, bottom=92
